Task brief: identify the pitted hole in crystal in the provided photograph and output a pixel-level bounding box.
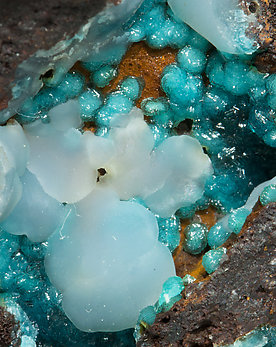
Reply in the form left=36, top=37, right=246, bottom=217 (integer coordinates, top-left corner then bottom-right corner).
left=175, top=119, right=193, bottom=135
left=97, top=168, right=107, bottom=182
left=40, top=69, right=54, bottom=80
left=249, top=1, right=259, bottom=14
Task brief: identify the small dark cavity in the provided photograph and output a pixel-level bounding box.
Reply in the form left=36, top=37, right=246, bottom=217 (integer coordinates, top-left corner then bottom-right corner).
left=249, top=1, right=258, bottom=13
left=40, top=69, right=54, bottom=80
left=256, top=285, right=266, bottom=293
left=203, top=147, right=208, bottom=154
left=192, top=319, right=213, bottom=333
left=160, top=315, right=170, bottom=324
left=97, top=168, right=107, bottom=182
left=202, top=72, right=210, bottom=87
left=175, top=119, right=193, bottom=135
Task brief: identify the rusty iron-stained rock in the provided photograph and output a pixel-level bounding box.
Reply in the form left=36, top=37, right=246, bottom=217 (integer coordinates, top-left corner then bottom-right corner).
left=137, top=202, right=276, bottom=346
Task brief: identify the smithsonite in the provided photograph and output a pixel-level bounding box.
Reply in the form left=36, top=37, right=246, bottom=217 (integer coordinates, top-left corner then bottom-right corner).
left=45, top=188, right=175, bottom=332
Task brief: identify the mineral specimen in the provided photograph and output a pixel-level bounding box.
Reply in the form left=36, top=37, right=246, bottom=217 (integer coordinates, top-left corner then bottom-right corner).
left=0, top=0, right=275, bottom=345
left=137, top=203, right=276, bottom=346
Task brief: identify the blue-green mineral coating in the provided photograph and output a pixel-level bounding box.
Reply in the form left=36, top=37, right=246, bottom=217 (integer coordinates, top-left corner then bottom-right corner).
left=96, top=91, right=134, bottom=128
left=249, top=106, right=276, bottom=148
left=266, top=74, right=276, bottom=109
left=193, top=103, right=276, bottom=211
left=202, top=86, right=233, bottom=117
left=17, top=72, right=85, bottom=123
left=202, top=247, right=227, bottom=274
left=156, top=276, right=184, bottom=313
left=118, top=77, right=144, bottom=101
left=228, top=207, right=251, bottom=235
left=207, top=222, right=232, bottom=249
left=183, top=223, right=208, bottom=255
left=177, top=46, right=207, bottom=74
left=226, top=325, right=276, bottom=347
left=91, top=65, right=118, bottom=88
left=137, top=305, right=156, bottom=326
left=156, top=215, right=181, bottom=252
left=177, top=204, right=197, bottom=219
left=141, top=97, right=171, bottom=126
left=78, top=89, right=103, bottom=121
left=138, top=2, right=190, bottom=49
left=260, top=184, right=276, bottom=206
left=161, top=64, right=203, bottom=109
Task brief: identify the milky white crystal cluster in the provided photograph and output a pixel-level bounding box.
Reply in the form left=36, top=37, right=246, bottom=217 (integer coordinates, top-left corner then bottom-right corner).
left=0, top=101, right=212, bottom=331
left=45, top=188, right=175, bottom=332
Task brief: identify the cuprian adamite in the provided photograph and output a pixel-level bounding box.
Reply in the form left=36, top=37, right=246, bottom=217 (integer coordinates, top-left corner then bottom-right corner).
left=0, top=0, right=275, bottom=346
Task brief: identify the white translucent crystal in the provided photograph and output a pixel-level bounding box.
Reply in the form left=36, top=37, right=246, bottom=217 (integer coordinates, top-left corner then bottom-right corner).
left=45, top=188, right=175, bottom=332
left=168, top=0, right=258, bottom=54
left=91, top=108, right=213, bottom=217
left=25, top=100, right=98, bottom=204
left=24, top=105, right=212, bottom=215
left=142, top=135, right=213, bottom=217
left=91, top=109, right=154, bottom=199
left=1, top=170, right=69, bottom=242
left=0, top=121, right=29, bottom=221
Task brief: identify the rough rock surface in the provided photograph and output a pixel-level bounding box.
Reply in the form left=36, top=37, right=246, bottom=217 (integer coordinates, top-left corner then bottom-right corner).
left=239, top=0, right=276, bottom=73
left=0, top=0, right=107, bottom=111
left=137, top=202, right=276, bottom=346
left=0, top=305, right=20, bottom=347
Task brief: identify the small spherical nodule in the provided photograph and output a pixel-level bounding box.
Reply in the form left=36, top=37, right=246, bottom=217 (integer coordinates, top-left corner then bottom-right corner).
left=207, top=222, right=232, bottom=248
left=119, top=76, right=144, bottom=101
left=183, top=223, right=208, bottom=255
left=141, top=97, right=170, bottom=126
left=228, top=207, right=251, bottom=234
left=202, top=247, right=227, bottom=274
left=78, top=89, right=103, bottom=121
left=91, top=65, right=118, bottom=88
left=177, top=46, right=207, bottom=74
left=157, top=276, right=184, bottom=313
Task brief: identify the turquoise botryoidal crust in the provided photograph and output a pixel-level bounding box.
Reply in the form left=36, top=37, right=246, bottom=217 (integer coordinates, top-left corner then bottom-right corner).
left=134, top=275, right=187, bottom=340
left=260, top=185, right=276, bottom=206
left=202, top=248, right=227, bottom=274
left=0, top=0, right=275, bottom=346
